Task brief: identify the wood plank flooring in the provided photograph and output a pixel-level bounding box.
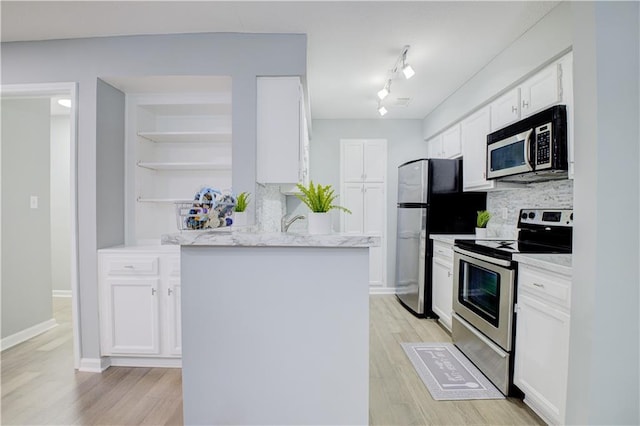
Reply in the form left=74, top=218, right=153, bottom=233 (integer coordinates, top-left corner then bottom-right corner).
left=1, top=296, right=543, bottom=425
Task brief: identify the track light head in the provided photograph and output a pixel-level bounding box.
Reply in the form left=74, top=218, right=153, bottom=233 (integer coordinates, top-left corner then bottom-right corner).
left=402, top=63, right=415, bottom=79
left=378, top=104, right=388, bottom=117
left=377, top=79, right=391, bottom=100
left=377, top=87, right=389, bottom=100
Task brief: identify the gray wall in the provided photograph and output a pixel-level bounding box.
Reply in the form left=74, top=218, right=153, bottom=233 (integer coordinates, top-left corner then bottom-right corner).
left=566, top=2, right=639, bottom=424
left=50, top=115, right=71, bottom=292
left=1, top=98, right=53, bottom=338
left=96, top=79, right=125, bottom=249
left=1, top=32, right=306, bottom=360
left=307, top=119, right=426, bottom=289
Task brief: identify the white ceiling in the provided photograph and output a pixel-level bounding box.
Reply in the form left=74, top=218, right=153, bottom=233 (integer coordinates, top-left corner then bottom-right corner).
left=1, top=1, right=561, bottom=120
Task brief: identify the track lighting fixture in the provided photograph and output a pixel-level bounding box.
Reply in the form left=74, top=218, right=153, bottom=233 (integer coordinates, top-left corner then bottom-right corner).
left=375, top=45, right=416, bottom=116
left=377, top=79, right=391, bottom=100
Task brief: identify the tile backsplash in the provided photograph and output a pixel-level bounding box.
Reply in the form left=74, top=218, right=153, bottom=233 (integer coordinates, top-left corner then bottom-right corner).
left=486, top=179, right=574, bottom=239
left=255, top=183, right=286, bottom=232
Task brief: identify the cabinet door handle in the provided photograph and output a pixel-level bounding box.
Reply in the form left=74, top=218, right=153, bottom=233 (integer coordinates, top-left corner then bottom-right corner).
left=522, top=100, right=529, bottom=109
left=151, top=288, right=157, bottom=296
left=447, top=271, right=452, bottom=277
left=168, top=288, right=173, bottom=296
left=532, top=282, right=545, bottom=288
left=511, top=106, right=518, bottom=113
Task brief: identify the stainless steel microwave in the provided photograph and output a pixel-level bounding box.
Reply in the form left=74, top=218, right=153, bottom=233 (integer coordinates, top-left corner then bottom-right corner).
left=486, top=105, right=568, bottom=183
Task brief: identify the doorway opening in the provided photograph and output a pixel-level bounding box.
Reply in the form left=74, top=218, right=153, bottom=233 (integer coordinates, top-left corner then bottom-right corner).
left=1, top=83, right=80, bottom=368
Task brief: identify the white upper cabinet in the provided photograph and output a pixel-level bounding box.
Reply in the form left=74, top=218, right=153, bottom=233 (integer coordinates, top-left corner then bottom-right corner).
left=342, top=141, right=365, bottom=181
left=257, top=76, right=309, bottom=185
left=461, top=106, right=494, bottom=191
left=427, top=134, right=443, bottom=159
left=441, top=124, right=462, bottom=159
left=426, top=126, right=461, bottom=159
left=363, top=140, right=387, bottom=182
left=490, top=88, right=521, bottom=131
left=341, top=139, right=386, bottom=183
left=520, top=62, right=561, bottom=118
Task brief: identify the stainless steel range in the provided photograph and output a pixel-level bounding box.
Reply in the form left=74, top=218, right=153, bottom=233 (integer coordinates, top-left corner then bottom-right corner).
left=452, top=208, right=573, bottom=396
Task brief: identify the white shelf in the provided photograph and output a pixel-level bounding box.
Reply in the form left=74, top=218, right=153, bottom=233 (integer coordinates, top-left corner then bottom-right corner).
left=137, top=161, right=231, bottom=171
left=138, top=131, right=231, bottom=143
left=137, top=197, right=194, bottom=203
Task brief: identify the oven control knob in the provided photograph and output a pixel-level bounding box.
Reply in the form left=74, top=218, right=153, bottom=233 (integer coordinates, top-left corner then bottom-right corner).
left=528, top=211, right=536, bottom=219
left=570, top=213, right=574, bottom=221
left=521, top=212, right=527, bottom=220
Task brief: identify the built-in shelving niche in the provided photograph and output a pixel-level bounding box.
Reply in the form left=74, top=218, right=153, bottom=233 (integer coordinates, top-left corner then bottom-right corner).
left=103, top=75, right=233, bottom=244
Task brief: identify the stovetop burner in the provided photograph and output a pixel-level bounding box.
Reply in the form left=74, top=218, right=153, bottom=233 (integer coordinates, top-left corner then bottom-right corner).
left=455, top=208, right=573, bottom=261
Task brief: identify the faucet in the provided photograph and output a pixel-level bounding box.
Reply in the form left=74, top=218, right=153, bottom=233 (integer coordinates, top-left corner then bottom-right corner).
left=281, top=214, right=306, bottom=232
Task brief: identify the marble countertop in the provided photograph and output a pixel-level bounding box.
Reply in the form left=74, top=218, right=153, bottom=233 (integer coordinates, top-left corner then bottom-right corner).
left=512, top=253, right=572, bottom=276
left=98, top=243, right=179, bottom=253
left=430, top=234, right=476, bottom=244
left=161, top=229, right=380, bottom=248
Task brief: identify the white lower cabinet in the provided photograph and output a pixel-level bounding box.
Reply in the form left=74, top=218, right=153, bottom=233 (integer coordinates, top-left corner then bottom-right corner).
left=431, top=240, right=454, bottom=331
left=514, top=262, right=572, bottom=425
left=99, top=249, right=181, bottom=365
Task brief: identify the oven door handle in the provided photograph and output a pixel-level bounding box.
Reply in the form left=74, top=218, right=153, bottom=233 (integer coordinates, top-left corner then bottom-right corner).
left=453, top=313, right=508, bottom=359
left=453, top=247, right=513, bottom=268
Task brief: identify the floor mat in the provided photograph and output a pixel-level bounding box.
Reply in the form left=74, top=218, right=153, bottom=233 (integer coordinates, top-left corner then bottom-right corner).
left=401, top=342, right=505, bottom=401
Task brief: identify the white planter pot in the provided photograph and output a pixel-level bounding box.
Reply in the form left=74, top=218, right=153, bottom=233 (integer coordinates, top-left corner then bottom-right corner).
left=475, top=227, right=488, bottom=239
left=308, top=212, right=332, bottom=235
left=233, top=211, right=247, bottom=227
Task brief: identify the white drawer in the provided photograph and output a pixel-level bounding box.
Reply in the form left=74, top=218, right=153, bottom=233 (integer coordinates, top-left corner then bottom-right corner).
left=518, top=263, right=571, bottom=309
left=433, top=240, right=454, bottom=260
left=105, top=256, right=159, bottom=276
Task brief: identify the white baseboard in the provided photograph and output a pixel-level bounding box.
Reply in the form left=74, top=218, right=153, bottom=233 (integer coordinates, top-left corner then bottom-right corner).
left=52, top=290, right=72, bottom=298
left=79, top=357, right=111, bottom=373
left=1, top=319, right=58, bottom=351
left=369, top=287, right=398, bottom=295
left=108, top=356, right=182, bottom=368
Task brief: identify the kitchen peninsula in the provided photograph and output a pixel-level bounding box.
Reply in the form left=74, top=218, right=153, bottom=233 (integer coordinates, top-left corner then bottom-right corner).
left=162, top=230, right=379, bottom=425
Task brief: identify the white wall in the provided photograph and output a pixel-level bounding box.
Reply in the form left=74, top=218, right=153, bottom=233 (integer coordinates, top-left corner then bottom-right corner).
left=1, top=98, right=53, bottom=338
left=305, top=119, right=426, bottom=289
left=566, top=2, right=639, bottom=424
left=1, top=32, right=306, bottom=360
left=50, top=115, right=71, bottom=293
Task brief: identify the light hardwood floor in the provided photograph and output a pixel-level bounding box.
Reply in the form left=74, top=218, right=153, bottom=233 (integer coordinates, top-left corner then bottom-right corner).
left=1, top=296, right=542, bottom=425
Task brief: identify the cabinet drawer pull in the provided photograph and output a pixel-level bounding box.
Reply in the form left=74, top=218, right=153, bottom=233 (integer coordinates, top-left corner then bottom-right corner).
left=124, top=265, right=135, bottom=269
left=151, top=288, right=157, bottom=296
left=168, top=288, right=173, bottom=296
left=532, top=282, right=545, bottom=288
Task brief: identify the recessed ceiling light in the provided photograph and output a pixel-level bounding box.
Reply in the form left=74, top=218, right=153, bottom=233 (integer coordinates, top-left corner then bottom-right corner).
left=57, top=99, right=71, bottom=108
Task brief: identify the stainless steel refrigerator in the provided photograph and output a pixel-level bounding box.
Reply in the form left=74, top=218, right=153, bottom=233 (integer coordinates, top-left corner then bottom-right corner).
left=395, top=158, right=486, bottom=317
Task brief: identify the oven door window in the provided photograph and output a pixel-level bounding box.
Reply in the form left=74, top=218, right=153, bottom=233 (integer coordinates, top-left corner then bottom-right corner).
left=459, top=260, right=500, bottom=327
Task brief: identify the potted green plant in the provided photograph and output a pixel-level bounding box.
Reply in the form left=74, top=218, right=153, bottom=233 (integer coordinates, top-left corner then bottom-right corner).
left=295, top=181, right=351, bottom=234
left=476, top=210, right=491, bottom=238
left=233, top=192, right=250, bottom=227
